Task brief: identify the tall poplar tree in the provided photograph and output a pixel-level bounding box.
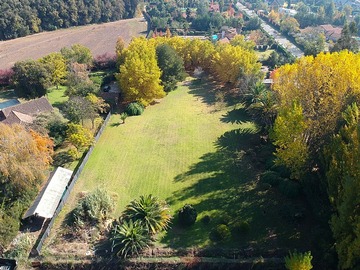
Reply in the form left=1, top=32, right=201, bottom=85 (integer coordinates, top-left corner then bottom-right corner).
left=118, top=37, right=165, bottom=106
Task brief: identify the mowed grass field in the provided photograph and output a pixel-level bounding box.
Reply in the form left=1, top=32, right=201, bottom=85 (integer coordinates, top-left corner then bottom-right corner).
left=66, top=78, right=254, bottom=216
left=55, top=78, right=313, bottom=251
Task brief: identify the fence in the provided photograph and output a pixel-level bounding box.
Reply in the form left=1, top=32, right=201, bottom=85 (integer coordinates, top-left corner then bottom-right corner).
left=33, top=112, right=112, bottom=255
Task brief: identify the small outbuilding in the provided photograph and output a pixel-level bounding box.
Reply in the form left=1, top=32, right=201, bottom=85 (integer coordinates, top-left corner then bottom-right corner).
left=23, top=167, right=73, bottom=226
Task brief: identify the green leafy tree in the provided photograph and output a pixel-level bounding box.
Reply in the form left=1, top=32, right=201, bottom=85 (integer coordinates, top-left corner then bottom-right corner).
left=118, top=37, right=165, bottom=106
left=270, top=102, right=309, bottom=179
left=331, top=23, right=359, bottom=53
left=110, top=219, right=151, bottom=258
left=66, top=123, right=93, bottom=150
left=11, top=60, right=50, bottom=99
left=122, top=195, right=171, bottom=235
left=156, top=44, right=186, bottom=92
left=63, top=96, right=98, bottom=126
left=32, top=109, right=68, bottom=147
left=39, top=52, right=68, bottom=88
left=285, top=250, right=313, bottom=270
left=280, top=17, right=300, bottom=35
left=324, top=103, right=360, bottom=269
left=61, top=44, right=93, bottom=67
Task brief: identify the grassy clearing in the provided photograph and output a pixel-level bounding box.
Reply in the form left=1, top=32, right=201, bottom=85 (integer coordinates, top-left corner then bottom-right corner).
left=52, top=77, right=313, bottom=253
left=46, top=86, right=68, bottom=108
left=256, top=49, right=274, bottom=62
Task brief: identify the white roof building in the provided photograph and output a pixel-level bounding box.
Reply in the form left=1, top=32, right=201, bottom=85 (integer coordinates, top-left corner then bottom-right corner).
left=23, top=167, right=73, bottom=219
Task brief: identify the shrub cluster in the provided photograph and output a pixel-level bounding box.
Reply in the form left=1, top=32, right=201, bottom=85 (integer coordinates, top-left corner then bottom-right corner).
left=178, top=204, right=197, bottom=227
left=210, top=224, right=231, bottom=242
left=125, top=102, right=144, bottom=116
left=70, top=188, right=115, bottom=227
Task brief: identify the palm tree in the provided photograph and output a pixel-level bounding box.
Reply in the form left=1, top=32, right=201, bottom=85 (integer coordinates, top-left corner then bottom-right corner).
left=122, top=195, right=172, bottom=235
left=247, top=83, right=278, bottom=128
left=110, top=219, right=151, bottom=258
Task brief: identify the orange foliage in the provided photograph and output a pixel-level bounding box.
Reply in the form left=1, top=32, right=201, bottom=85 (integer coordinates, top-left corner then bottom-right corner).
left=30, top=129, right=54, bottom=165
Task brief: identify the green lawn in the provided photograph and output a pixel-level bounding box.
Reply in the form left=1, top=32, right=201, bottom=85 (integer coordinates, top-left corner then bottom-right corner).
left=256, top=49, right=275, bottom=62
left=46, top=86, right=68, bottom=107
left=58, top=78, right=313, bottom=252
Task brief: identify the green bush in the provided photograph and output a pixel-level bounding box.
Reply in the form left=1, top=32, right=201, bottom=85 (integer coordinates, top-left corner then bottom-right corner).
left=101, top=74, right=115, bottom=86
left=218, top=214, right=231, bottom=225
left=260, top=170, right=282, bottom=187
left=232, top=221, right=250, bottom=235
left=5, top=233, right=35, bottom=261
left=52, top=151, right=75, bottom=167
left=210, top=224, right=231, bottom=242
left=70, top=188, right=115, bottom=227
left=125, top=102, right=144, bottom=116
left=285, top=250, right=313, bottom=270
left=0, top=212, right=21, bottom=248
left=201, top=215, right=211, bottom=224
left=178, top=204, right=197, bottom=227
left=279, top=180, right=301, bottom=198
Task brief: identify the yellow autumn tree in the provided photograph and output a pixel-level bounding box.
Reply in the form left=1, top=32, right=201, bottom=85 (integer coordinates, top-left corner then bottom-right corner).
left=39, top=52, right=68, bottom=88
left=0, top=124, right=53, bottom=194
left=270, top=102, right=309, bottom=179
left=118, top=37, right=165, bottom=106
left=211, top=43, right=262, bottom=86
left=271, top=51, right=360, bottom=177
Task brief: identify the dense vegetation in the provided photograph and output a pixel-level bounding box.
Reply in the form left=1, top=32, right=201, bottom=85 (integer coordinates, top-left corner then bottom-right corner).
left=271, top=52, right=360, bottom=269
left=0, top=0, right=140, bottom=40
left=0, top=43, right=110, bottom=250
left=0, top=124, right=53, bottom=247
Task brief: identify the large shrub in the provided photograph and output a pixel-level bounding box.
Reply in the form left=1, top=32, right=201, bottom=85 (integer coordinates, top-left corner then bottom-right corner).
left=122, top=195, right=171, bottom=235
left=285, top=250, right=313, bottom=270
left=125, top=102, right=144, bottom=116
left=232, top=221, right=250, bottom=235
left=210, top=224, right=231, bottom=242
left=260, top=170, right=283, bottom=187
left=178, top=204, right=197, bottom=227
left=70, top=188, right=115, bottom=227
left=110, top=219, right=151, bottom=258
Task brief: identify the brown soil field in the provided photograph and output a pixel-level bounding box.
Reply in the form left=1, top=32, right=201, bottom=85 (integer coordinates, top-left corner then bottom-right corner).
left=0, top=17, right=147, bottom=69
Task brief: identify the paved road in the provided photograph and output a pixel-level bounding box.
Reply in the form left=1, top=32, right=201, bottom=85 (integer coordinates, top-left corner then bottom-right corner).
left=236, top=3, right=304, bottom=58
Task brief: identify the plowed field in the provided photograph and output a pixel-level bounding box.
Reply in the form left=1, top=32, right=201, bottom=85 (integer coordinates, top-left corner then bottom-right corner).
left=0, top=17, right=147, bottom=69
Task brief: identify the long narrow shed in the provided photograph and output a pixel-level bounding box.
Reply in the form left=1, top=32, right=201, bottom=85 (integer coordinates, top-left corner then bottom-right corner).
left=23, top=167, right=73, bottom=219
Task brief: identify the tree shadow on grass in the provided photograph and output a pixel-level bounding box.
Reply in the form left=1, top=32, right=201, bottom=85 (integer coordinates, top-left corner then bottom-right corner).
left=188, top=79, right=218, bottom=106
left=162, top=127, right=310, bottom=251
left=220, top=105, right=253, bottom=125
left=188, top=78, right=238, bottom=107
left=52, top=101, right=65, bottom=110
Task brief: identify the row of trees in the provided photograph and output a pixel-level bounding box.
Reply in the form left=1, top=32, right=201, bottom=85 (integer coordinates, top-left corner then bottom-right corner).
left=270, top=51, right=360, bottom=269
left=0, top=0, right=139, bottom=40
left=0, top=124, right=54, bottom=247
left=0, top=44, right=112, bottom=248
left=116, top=36, right=262, bottom=106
